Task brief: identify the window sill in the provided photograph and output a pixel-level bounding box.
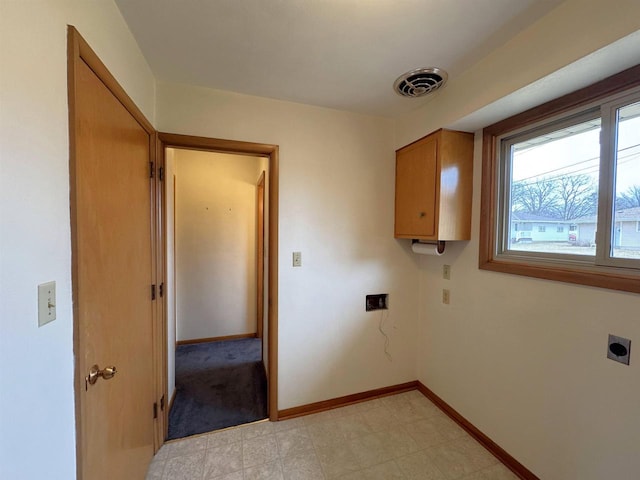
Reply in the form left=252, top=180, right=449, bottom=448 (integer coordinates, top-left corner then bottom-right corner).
left=479, top=256, right=640, bottom=294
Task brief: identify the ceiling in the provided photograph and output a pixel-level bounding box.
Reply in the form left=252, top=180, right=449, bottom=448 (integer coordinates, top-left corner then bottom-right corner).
left=115, top=0, right=564, bottom=118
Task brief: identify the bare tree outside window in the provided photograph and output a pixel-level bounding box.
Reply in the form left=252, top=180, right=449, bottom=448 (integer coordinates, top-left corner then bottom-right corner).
left=616, top=185, right=640, bottom=209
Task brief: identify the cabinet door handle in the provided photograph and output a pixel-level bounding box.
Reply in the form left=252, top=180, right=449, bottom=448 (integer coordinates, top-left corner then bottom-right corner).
left=419, top=212, right=426, bottom=218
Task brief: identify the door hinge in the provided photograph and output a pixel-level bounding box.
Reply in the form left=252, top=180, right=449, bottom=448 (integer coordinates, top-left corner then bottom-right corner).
left=151, top=284, right=156, bottom=300
left=153, top=402, right=158, bottom=419
left=150, top=161, right=154, bottom=179
left=160, top=394, right=165, bottom=411
left=159, top=166, right=164, bottom=181
left=159, top=282, right=164, bottom=298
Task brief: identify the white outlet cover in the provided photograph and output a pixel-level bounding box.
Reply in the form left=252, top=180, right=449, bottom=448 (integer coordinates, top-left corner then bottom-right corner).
left=38, top=281, right=56, bottom=327
left=443, top=264, right=451, bottom=280
left=442, top=288, right=450, bottom=305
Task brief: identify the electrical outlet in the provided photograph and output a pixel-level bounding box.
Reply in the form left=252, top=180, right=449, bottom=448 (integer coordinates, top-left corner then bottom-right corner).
left=443, top=264, right=451, bottom=280
left=442, top=289, right=450, bottom=305
left=292, top=251, right=302, bottom=267
left=607, top=334, right=631, bottom=365
left=366, top=294, right=388, bottom=311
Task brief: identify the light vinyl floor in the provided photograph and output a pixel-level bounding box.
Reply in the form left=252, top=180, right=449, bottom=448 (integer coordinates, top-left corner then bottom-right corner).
left=147, top=390, right=519, bottom=480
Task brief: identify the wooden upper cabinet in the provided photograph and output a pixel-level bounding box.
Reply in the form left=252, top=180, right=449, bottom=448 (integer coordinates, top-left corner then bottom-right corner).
left=394, top=129, right=474, bottom=241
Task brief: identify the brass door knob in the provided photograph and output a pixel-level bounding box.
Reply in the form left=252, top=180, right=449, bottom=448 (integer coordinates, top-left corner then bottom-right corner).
left=85, top=364, right=117, bottom=390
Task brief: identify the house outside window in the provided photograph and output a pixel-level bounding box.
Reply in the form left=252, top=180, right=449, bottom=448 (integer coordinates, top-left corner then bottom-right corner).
left=480, top=65, right=640, bottom=294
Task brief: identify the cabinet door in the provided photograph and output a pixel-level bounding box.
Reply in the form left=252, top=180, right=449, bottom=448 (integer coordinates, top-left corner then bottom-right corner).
left=395, top=136, right=438, bottom=237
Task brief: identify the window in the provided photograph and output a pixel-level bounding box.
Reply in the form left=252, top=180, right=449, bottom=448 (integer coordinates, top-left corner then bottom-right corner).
left=480, top=64, right=640, bottom=294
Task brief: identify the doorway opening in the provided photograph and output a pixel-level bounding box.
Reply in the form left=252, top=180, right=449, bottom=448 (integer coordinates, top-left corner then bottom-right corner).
left=166, top=148, right=266, bottom=438
left=158, top=133, right=279, bottom=441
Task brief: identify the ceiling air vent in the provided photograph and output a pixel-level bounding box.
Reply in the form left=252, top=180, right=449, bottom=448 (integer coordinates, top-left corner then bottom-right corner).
left=393, top=67, right=448, bottom=98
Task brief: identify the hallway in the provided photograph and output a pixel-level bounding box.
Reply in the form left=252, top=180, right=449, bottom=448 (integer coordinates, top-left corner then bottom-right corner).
left=168, top=338, right=267, bottom=440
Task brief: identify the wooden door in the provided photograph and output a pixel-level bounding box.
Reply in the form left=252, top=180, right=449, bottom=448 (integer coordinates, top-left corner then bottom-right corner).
left=71, top=46, right=155, bottom=479
left=394, top=136, right=438, bottom=237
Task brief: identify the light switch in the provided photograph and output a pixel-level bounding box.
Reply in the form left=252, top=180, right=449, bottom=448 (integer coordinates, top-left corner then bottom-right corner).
left=292, top=251, right=302, bottom=267
left=38, top=281, right=56, bottom=327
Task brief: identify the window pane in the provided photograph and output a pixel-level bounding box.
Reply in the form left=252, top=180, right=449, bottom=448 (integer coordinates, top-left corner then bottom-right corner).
left=612, top=101, right=640, bottom=259
left=507, top=117, right=601, bottom=255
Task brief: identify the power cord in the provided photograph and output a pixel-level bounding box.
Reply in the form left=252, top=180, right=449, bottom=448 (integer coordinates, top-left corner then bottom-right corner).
left=378, top=309, right=392, bottom=362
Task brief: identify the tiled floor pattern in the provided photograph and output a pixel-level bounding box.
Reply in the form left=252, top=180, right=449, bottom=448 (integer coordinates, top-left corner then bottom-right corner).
left=147, top=390, right=519, bottom=480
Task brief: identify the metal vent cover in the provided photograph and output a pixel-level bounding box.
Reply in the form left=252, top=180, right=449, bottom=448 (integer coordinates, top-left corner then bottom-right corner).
left=393, top=67, right=448, bottom=98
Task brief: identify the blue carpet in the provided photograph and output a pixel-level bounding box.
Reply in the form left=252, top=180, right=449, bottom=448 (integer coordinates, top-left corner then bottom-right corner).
left=167, top=338, right=267, bottom=440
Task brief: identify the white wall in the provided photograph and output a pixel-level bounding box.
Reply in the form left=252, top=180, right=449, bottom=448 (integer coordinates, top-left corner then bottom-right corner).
left=157, top=84, right=420, bottom=409
left=0, top=1, right=155, bottom=479
left=174, top=149, right=262, bottom=341
left=395, top=2, right=640, bottom=479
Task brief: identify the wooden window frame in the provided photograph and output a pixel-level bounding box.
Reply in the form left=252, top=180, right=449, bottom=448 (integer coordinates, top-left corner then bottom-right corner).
left=479, top=64, right=640, bottom=294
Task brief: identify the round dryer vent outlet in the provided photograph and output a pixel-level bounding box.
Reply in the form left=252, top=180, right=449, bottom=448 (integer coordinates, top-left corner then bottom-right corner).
left=393, top=67, right=448, bottom=98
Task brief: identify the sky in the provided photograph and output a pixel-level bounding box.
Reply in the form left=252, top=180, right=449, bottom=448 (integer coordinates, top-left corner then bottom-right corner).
left=512, top=109, right=640, bottom=195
